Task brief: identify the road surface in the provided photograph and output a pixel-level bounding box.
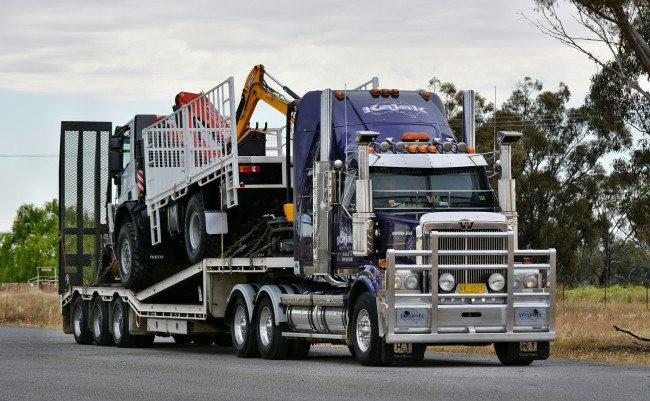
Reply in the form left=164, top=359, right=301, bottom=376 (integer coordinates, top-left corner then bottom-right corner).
left=0, top=326, right=648, bottom=401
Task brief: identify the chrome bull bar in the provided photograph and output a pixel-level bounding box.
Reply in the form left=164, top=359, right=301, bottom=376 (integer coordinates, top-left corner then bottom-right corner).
left=382, top=230, right=556, bottom=344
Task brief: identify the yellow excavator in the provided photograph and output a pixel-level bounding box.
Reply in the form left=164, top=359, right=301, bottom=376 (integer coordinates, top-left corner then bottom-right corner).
left=235, top=64, right=300, bottom=139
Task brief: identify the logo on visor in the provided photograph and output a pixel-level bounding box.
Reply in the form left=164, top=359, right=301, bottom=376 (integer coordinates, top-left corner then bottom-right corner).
left=361, top=101, right=427, bottom=118
left=459, top=219, right=474, bottom=231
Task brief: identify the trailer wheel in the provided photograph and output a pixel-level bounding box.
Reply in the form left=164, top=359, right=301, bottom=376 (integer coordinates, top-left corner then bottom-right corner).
left=135, top=335, right=155, bottom=348
left=117, top=222, right=151, bottom=290
left=256, top=297, right=291, bottom=359
left=184, top=194, right=218, bottom=264
left=230, top=297, right=258, bottom=358
left=91, top=297, right=113, bottom=346
left=287, top=340, right=311, bottom=359
left=112, top=298, right=136, bottom=348
left=494, top=342, right=535, bottom=366
left=72, top=297, right=93, bottom=345
left=352, top=293, right=387, bottom=366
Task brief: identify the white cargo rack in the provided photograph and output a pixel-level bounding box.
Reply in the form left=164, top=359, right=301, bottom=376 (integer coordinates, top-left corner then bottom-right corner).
left=142, top=77, right=239, bottom=245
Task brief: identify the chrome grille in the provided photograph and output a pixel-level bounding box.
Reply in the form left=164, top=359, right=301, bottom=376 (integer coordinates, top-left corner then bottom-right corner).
left=426, top=229, right=507, bottom=290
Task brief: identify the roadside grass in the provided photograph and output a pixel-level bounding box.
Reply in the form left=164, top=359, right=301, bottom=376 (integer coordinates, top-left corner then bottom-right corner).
left=1, top=285, right=648, bottom=365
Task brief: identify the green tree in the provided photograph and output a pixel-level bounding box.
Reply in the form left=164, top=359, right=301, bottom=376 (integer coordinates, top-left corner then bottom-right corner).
left=0, top=200, right=59, bottom=282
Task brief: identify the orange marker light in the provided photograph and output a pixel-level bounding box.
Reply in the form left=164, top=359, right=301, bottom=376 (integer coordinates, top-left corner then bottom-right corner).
left=370, top=88, right=380, bottom=96
left=334, top=91, right=345, bottom=100
left=369, top=146, right=375, bottom=153
left=428, top=146, right=436, bottom=152
left=390, top=89, right=399, bottom=96
left=467, top=147, right=475, bottom=153
left=401, top=132, right=430, bottom=141
left=381, top=88, right=390, bottom=96
left=408, top=145, right=417, bottom=153
left=418, top=145, right=427, bottom=152
left=420, top=92, right=431, bottom=100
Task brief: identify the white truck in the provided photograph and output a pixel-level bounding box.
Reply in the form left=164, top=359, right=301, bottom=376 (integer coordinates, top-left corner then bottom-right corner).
left=59, top=70, right=555, bottom=365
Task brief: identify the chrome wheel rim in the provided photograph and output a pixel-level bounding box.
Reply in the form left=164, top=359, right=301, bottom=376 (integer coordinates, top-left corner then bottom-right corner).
left=356, top=309, right=371, bottom=353
left=120, top=238, right=131, bottom=276
left=259, top=307, right=272, bottom=347
left=93, top=302, right=102, bottom=337
left=189, top=211, right=201, bottom=250
left=113, top=304, right=123, bottom=341
left=233, top=305, right=247, bottom=345
left=73, top=303, right=83, bottom=338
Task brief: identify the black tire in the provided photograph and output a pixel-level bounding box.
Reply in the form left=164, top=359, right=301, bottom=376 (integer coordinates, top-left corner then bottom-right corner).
left=135, top=335, right=155, bottom=348
left=348, top=344, right=356, bottom=358
left=172, top=335, right=192, bottom=345
left=287, top=340, right=311, bottom=359
left=184, top=194, right=218, bottom=264
left=255, top=297, right=291, bottom=360
left=91, top=297, right=113, bottom=346
left=352, top=293, right=387, bottom=366
left=412, top=344, right=427, bottom=363
left=117, top=222, right=151, bottom=290
left=72, top=297, right=93, bottom=345
left=112, top=298, right=136, bottom=348
left=230, top=297, right=258, bottom=358
left=494, top=343, right=535, bottom=366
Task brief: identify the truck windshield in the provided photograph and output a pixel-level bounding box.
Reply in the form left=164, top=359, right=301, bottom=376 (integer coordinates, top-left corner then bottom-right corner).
left=371, top=166, right=493, bottom=209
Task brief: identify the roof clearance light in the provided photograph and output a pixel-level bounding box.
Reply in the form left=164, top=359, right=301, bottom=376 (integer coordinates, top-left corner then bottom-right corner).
left=390, top=89, right=399, bottom=96
left=239, top=165, right=261, bottom=173
left=369, top=146, right=375, bottom=153
left=370, top=88, right=381, bottom=97
left=381, top=88, right=390, bottom=96
left=420, top=92, right=431, bottom=100
left=428, top=146, right=437, bottom=152
left=408, top=145, right=417, bottom=153
left=418, top=145, right=427, bottom=152
left=334, top=91, right=345, bottom=100
left=467, top=147, right=475, bottom=153
left=401, top=132, right=430, bottom=142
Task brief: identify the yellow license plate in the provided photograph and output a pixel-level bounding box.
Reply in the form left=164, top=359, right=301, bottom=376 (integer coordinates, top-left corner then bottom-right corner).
left=459, top=283, right=485, bottom=294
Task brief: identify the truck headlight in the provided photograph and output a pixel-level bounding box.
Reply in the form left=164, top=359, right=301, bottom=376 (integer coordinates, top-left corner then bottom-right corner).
left=524, top=273, right=538, bottom=288
left=439, top=273, right=455, bottom=292
left=404, top=274, right=419, bottom=290
left=513, top=274, right=523, bottom=289
left=394, top=276, right=403, bottom=289
left=488, top=273, right=505, bottom=291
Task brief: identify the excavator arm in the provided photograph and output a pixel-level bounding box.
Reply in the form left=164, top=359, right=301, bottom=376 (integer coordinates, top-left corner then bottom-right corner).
left=235, top=64, right=300, bottom=139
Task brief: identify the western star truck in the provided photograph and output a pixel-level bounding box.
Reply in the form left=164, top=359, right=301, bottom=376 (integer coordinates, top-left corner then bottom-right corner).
left=58, top=66, right=555, bottom=366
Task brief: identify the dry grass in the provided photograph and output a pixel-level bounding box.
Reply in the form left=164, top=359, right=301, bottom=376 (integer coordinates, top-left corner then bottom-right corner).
left=0, top=286, right=62, bottom=329
left=1, top=286, right=648, bottom=365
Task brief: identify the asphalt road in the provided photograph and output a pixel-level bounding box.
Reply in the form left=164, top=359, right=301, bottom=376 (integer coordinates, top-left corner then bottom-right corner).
left=0, top=326, right=648, bottom=401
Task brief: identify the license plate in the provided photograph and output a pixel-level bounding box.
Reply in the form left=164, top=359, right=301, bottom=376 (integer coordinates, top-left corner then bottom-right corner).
left=520, top=342, right=537, bottom=352
left=459, top=283, right=484, bottom=294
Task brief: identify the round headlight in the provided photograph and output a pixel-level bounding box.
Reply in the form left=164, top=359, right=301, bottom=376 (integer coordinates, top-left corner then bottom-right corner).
left=524, top=273, right=538, bottom=288
left=439, top=273, right=455, bottom=292
left=513, top=274, right=523, bottom=289
left=488, top=273, right=505, bottom=291
left=394, top=276, right=403, bottom=289
left=404, top=274, right=419, bottom=290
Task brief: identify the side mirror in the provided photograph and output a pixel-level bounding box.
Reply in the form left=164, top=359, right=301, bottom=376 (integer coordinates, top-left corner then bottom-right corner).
left=109, top=137, right=123, bottom=178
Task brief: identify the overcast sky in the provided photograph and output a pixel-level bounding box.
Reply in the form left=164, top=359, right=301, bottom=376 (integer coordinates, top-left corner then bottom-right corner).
left=0, top=0, right=600, bottom=232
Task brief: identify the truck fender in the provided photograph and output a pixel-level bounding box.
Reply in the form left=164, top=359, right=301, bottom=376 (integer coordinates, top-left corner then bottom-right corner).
left=226, top=284, right=257, bottom=322
left=256, top=285, right=288, bottom=325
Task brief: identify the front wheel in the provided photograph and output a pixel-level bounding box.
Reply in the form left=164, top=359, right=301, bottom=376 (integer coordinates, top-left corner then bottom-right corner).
left=117, top=222, right=151, bottom=290
left=184, top=194, right=218, bottom=264
left=352, top=293, right=387, bottom=366
left=494, top=342, right=536, bottom=366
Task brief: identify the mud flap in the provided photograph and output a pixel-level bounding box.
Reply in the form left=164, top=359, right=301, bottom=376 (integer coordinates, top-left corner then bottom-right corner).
left=382, top=341, right=427, bottom=363
left=502, top=341, right=550, bottom=361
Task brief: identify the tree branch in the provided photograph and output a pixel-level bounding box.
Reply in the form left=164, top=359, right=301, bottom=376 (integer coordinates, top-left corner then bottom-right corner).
left=613, top=325, right=650, bottom=342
